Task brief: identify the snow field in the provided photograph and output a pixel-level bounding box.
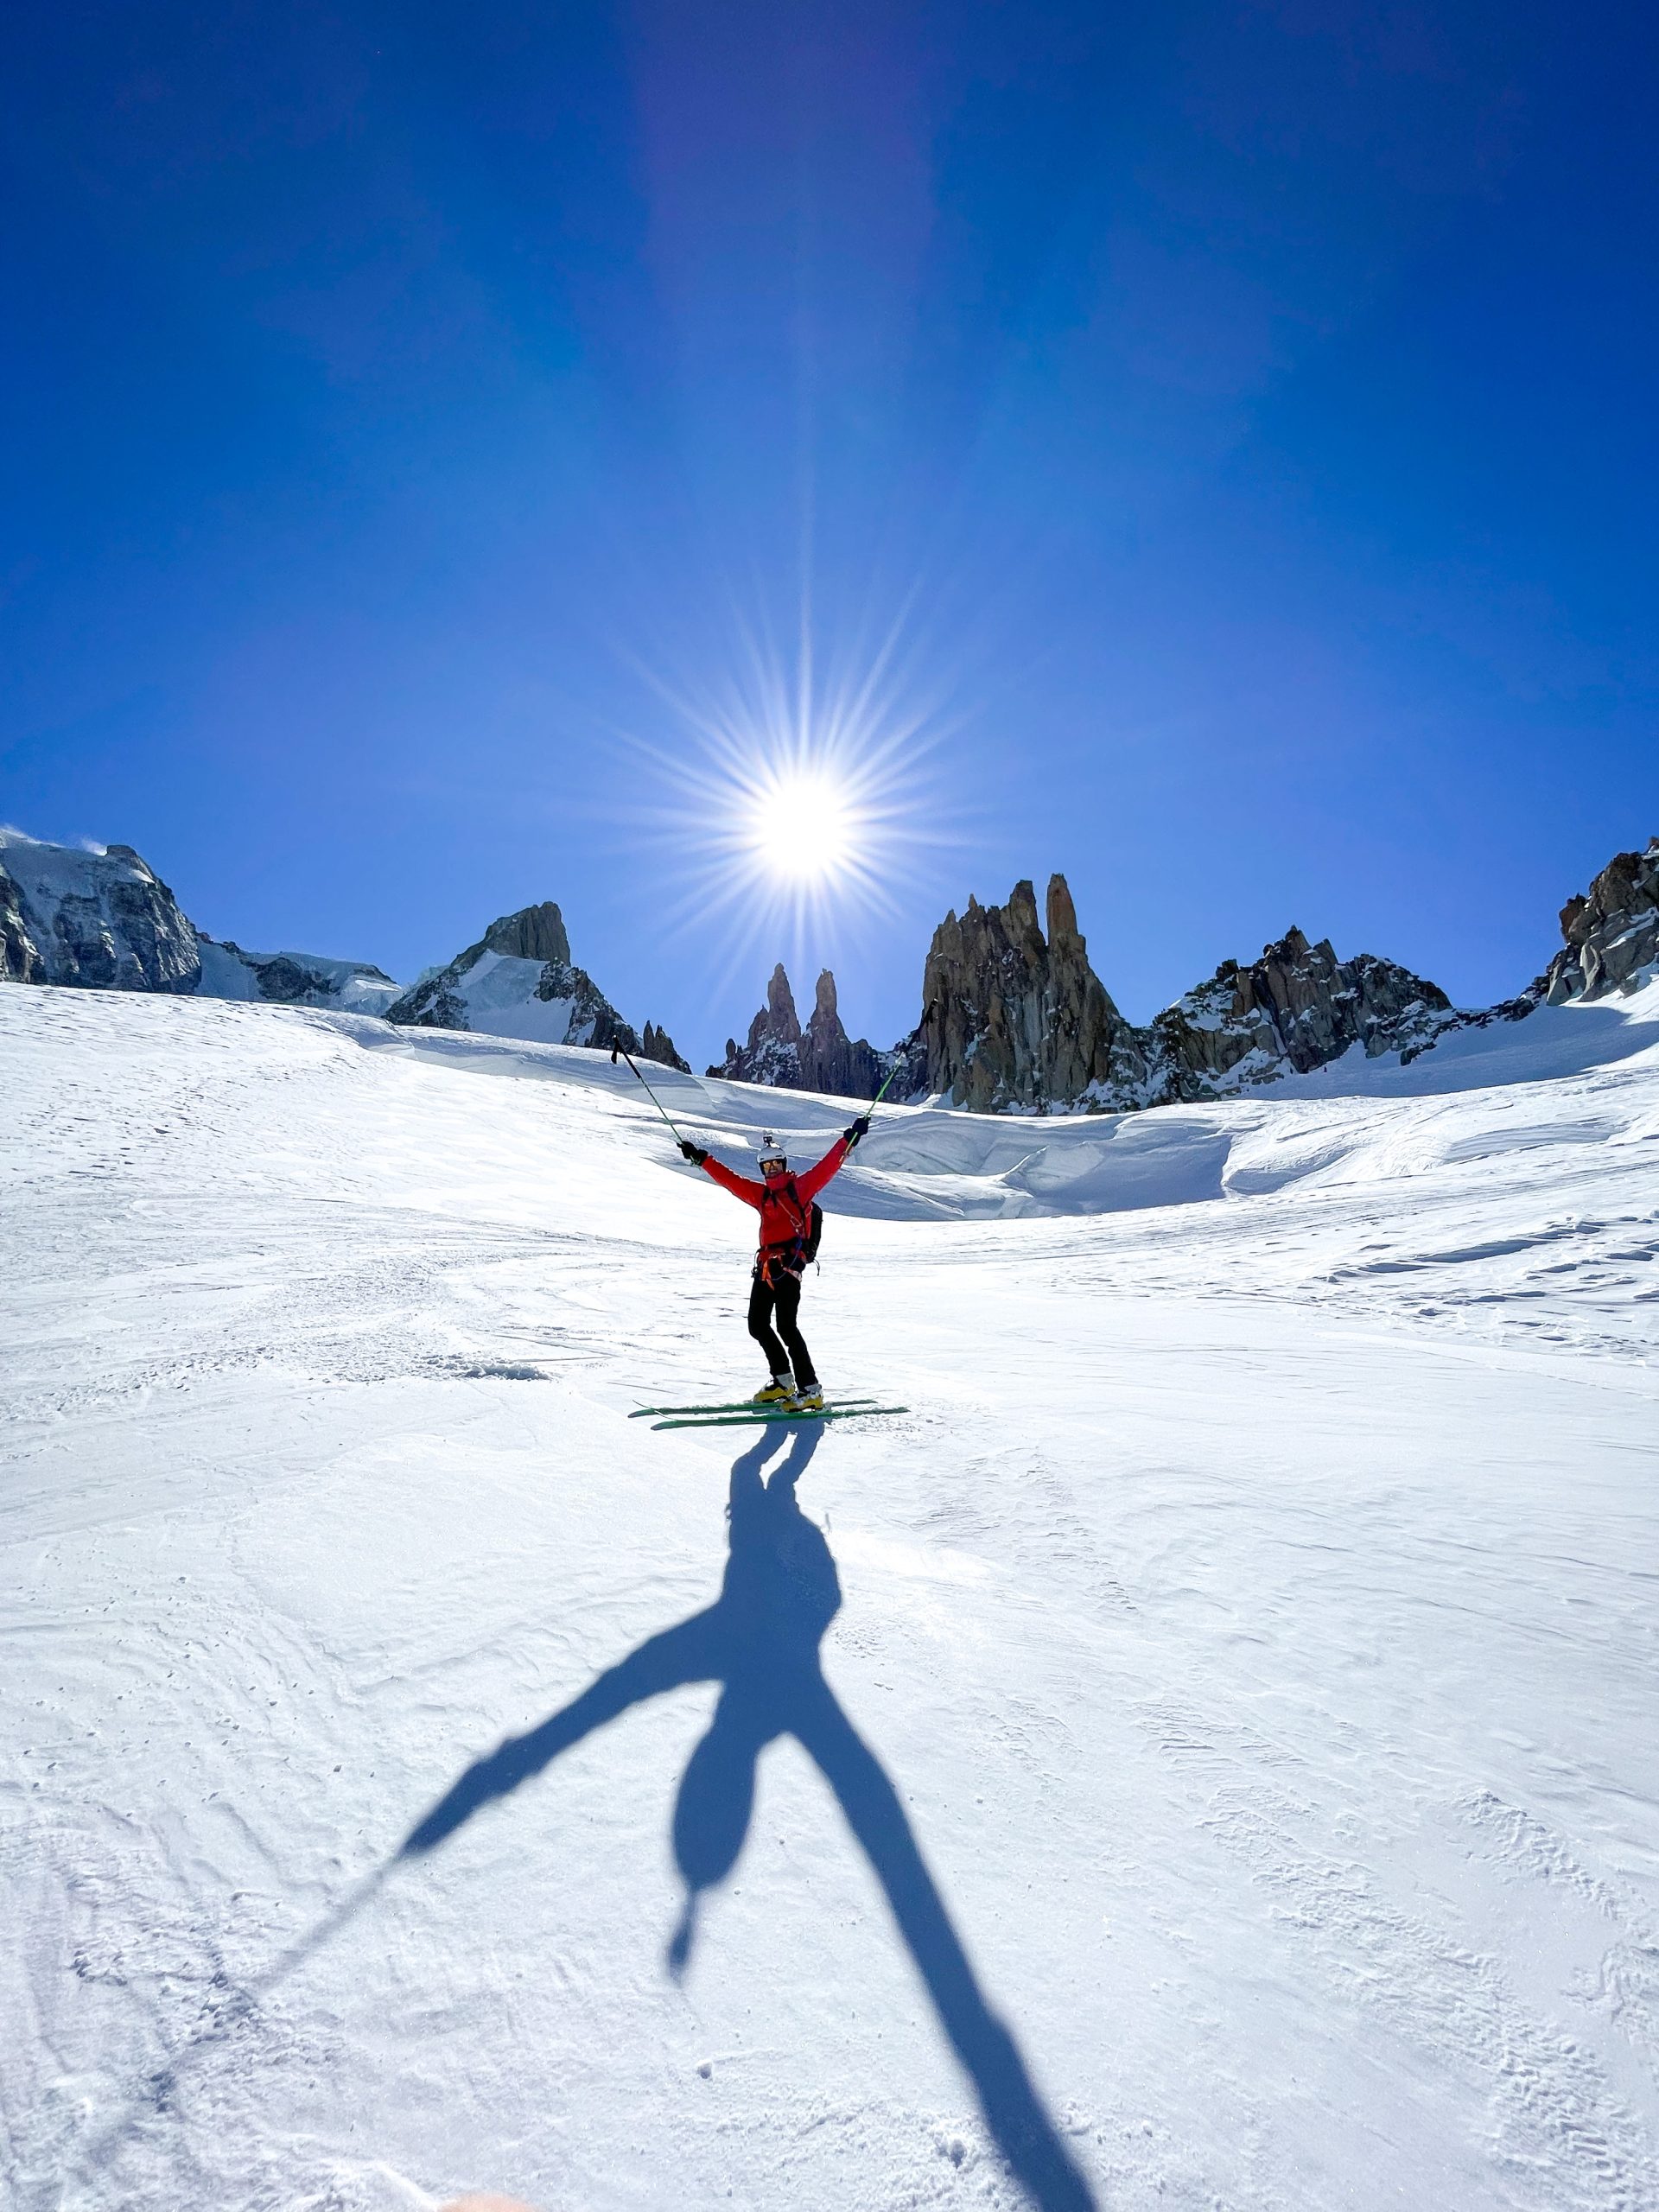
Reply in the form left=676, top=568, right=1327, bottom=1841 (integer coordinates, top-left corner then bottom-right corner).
left=2, top=983, right=1657, bottom=2212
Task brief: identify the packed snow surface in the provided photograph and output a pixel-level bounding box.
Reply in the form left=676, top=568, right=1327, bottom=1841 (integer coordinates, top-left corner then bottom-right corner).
left=3, top=981, right=1658, bottom=2212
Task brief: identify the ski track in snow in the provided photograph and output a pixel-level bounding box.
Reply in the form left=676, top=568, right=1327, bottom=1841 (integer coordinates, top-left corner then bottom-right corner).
left=2, top=982, right=1658, bottom=2212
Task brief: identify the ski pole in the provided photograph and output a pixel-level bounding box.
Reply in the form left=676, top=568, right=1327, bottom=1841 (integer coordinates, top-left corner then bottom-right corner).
left=609, top=1039, right=690, bottom=1144
left=862, top=998, right=934, bottom=1116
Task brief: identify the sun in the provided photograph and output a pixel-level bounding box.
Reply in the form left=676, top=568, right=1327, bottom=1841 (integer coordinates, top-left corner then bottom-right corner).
left=607, top=594, right=967, bottom=990
left=746, top=773, right=856, bottom=881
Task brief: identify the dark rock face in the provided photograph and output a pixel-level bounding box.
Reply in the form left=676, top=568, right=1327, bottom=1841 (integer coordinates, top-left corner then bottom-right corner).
left=0, top=836, right=201, bottom=993
left=1538, top=837, right=1659, bottom=1003
left=640, top=1020, right=690, bottom=1072
left=801, top=970, right=889, bottom=1098
left=893, top=876, right=1461, bottom=1112
left=707, top=964, right=887, bottom=1098
left=897, top=875, right=1140, bottom=1111
left=709, top=963, right=802, bottom=1086
left=1, top=869, right=43, bottom=982
left=1137, top=928, right=1459, bottom=1102
left=392, top=979, right=469, bottom=1030
left=483, top=901, right=571, bottom=965
left=386, top=900, right=689, bottom=1069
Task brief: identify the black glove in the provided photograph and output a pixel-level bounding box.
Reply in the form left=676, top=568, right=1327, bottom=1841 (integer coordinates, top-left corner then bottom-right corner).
left=679, top=1139, right=709, bottom=1165
left=844, top=1114, right=872, bottom=1147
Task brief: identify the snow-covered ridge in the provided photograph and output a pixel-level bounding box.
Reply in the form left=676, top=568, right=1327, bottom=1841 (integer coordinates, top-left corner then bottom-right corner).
left=195, top=938, right=402, bottom=1015
left=9, top=824, right=1658, bottom=1123
left=0, top=827, right=400, bottom=1013
left=385, top=898, right=690, bottom=1067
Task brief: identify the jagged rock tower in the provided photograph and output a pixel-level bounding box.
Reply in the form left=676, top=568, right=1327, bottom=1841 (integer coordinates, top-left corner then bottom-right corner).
left=893, top=872, right=1467, bottom=1111
left=708, top=964, right=888, bottom=1099
left=903, top=874, right=1140, bottom=1111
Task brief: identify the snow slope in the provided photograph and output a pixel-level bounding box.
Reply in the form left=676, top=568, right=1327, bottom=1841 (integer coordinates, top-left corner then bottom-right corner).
left=420, top=948, right=598, bottom=1042
left=3, top=982, right=1658, bottom=2212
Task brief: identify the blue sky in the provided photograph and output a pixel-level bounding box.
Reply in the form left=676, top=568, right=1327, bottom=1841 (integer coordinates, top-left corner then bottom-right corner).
left=3, top=2, right=1656, bottom=1059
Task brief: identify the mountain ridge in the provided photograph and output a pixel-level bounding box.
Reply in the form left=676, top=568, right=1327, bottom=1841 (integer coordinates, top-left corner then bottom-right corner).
left=385, top=899, right=690, bottom=1070
left=5, top=823, right=1655, bottom=1114
left=720, top=838, right=1658, bottom=1111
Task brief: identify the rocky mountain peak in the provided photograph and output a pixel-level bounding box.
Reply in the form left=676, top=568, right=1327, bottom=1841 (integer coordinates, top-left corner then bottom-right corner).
left=484, top=901, right=571, bottom=966
left=0, top=830, right=201, bottom=994
left=905, top=872, right=1137, bottom=1111
left=708, top=962, right=887, bottom=1098
left=1046, top=873, right=1082, bottom=946
left=386, top=899, right=688, bottom=1068
left=1139, top=926, right=1459, bottom=1103
left=763, top=963, right=804, bottom=1043
left=892, top=874, right=1468, bottom=1113
left=704, top=965, right=803, bottom=1086
left=1540, top=836, right=1659, bottom=1003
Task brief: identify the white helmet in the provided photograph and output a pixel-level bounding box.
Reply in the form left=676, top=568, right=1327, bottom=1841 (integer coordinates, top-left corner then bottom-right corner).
left=759, top=1133, right=788, bottom=1173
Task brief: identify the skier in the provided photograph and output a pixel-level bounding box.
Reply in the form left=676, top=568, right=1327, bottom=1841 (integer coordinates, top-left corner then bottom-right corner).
left=678, top=1119, right=870, bottom=1409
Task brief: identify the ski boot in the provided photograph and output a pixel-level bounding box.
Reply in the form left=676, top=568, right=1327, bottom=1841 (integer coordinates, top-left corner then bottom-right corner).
left=753, top=1375, right=795, bottom=1407
left=791, top=1385, right=824, bottom=1413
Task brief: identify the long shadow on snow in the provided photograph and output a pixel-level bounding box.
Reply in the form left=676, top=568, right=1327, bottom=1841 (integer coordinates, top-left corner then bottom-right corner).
left=402, top=1422, right=1096, bottom=2212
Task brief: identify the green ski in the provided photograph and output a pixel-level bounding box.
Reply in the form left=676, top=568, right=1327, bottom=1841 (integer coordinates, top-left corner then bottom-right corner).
left=652, top=1404, right=908, bottom=1432
left=628, top=1397, right=875, bottom=1415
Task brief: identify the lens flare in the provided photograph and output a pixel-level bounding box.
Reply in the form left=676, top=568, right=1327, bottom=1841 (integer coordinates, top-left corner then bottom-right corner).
left=607, top=596, right=968, bottom=992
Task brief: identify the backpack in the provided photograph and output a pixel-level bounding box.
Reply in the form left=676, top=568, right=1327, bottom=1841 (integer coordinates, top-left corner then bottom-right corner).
left=780, top=1175, right=825, bottom=1267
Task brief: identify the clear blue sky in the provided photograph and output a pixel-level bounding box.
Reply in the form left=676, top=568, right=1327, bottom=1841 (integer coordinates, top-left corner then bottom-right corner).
left=3, top=2, right=1656, bottom=1058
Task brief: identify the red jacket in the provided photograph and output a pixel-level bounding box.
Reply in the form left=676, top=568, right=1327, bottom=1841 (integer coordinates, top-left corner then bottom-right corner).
left=701, top=1137, right=851, bottom=1268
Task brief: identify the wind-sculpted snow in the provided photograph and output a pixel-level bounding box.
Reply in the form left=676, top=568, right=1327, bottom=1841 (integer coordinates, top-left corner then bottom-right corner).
left=3, top=983, right=1658, bottom=2212
left=351, top=988, right=1659, bottom=1365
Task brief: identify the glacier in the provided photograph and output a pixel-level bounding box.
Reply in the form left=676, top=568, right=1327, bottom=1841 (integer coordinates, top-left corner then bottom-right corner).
left=3, top=978, right=1657, bottom=2212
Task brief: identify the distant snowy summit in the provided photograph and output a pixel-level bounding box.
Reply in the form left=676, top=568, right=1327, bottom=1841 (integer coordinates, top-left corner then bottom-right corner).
left=385, top=899, right=688, bottom=1070
left=0, top=828, right=399, bottom=1014
left=1, top=830, right=197, bottom=993
left=0, top=830, right=686, bottom=1067
left=194, top=939, right=402, bottom=1017
left=721, top=834, right=1659, bottom=1111
left=0, top=830, right=686, bottom=1069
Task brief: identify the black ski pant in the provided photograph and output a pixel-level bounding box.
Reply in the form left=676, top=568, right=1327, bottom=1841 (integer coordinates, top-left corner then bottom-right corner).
left=747, top=1263, right=817, bottom=1389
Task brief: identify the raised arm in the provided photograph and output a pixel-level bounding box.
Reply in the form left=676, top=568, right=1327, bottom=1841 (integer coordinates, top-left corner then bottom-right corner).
left=795, top=1117, right=870, bottom=1203
left=699, top=1154, right=765, bottom=1211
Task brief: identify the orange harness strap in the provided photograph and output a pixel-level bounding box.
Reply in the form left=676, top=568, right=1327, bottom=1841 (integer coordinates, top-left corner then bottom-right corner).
left=757, top=1175, right=810, bottom=1286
